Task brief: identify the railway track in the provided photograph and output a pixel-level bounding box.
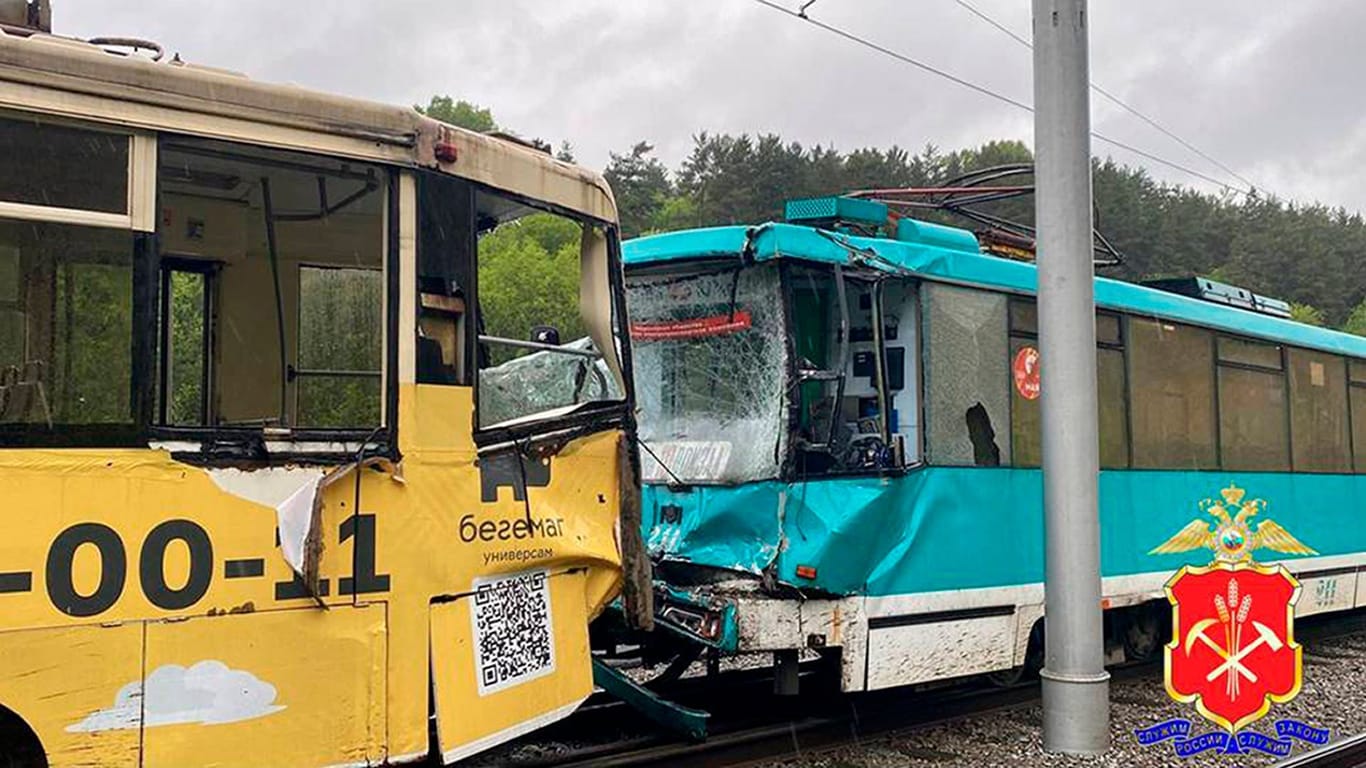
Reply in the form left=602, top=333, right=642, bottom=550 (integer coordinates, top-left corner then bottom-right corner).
left=541, top=679, right=1048, bottom=767
left=497, top=608, right=1366, bottom=768
left=1276, top=733, right=1366, bottom=768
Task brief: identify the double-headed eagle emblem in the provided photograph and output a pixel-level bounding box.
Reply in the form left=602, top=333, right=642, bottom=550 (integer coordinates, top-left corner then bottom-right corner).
left=1151, top=484, right=1316, bottom=563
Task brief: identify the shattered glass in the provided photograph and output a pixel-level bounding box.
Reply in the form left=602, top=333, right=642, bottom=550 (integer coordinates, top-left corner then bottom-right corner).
left=627, top=264, right=787, bottom=484
left=924, top=283, right=1010, bottom=466
left=478, top=337, right=622, bottom=427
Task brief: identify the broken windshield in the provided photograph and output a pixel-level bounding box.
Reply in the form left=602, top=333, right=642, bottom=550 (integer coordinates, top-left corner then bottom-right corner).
left=627, top=263, right=787, bottom=484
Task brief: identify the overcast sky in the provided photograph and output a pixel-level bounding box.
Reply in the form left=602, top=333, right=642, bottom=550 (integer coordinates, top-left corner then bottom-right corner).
left=57, top=0, right=1366, bottom=211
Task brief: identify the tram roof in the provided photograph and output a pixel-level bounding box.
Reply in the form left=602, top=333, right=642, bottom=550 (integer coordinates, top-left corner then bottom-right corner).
left=623, top=223, right=1366, bottom=359
left=0, top=29, right=615, bottom=221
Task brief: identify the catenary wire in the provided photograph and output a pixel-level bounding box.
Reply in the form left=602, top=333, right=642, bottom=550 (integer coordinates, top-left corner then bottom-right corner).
left=950, top=0, right=1259, bottom=193
left=748, top=0, right=1253, bottom=197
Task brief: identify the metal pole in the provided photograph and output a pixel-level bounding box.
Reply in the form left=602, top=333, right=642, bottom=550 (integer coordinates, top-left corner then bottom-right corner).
left=1033, top=0, right=1110, bottom=755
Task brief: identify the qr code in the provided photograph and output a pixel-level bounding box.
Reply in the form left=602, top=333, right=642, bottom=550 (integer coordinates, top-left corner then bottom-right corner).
left=470, top=569, right=556, bottom=695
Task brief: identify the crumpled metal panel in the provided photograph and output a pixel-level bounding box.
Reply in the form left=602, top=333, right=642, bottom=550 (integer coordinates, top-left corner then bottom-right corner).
left=645, top=466, right=1351, bottom=601
left=643, top=482, right=786, bottom=575
left=627, top=265, right=788, bottom=484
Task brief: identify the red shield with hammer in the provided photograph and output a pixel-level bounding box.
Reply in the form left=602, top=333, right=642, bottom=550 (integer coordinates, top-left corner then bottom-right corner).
left=1165, top=562, right=1302, bottom=732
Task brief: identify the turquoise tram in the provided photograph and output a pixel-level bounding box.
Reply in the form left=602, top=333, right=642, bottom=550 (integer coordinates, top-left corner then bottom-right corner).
left=622, top=197, right=1366, bottom=692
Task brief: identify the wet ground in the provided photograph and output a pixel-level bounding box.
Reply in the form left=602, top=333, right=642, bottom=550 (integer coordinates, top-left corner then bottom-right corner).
left=758, top=629, right=1366, bottom=768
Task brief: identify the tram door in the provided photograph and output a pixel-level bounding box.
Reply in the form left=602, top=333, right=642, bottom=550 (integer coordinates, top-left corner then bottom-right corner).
left=414, top=173, right=611, bottom=761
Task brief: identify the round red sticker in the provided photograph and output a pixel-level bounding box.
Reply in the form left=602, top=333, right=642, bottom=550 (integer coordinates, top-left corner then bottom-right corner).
left=1013, top=346, right=1041, bottom=400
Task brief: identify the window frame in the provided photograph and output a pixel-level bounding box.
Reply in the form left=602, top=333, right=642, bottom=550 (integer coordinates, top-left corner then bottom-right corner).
left=920, top=280, right=1012, bottom=468
left=1350, top=359, right=1366, bottom=473
left=910, top=274, right=1365, bottom=475
left=292, top=263, right=386, bottom=430
left=1213, top=335, right=1291, bottom=472
left=1005, top=297, right=1129, bottom=469
left=156, top=256, right=217, bottom=427
left=778, top=263, right=901, bottom=480
left=0, top=109, right=155, bottom=232
left=465, top=180, right=633, bottom=449
left=148, top=137, right=400, bottom=458
left=0, top=111, right=156, bottom=449
left=1125, top=316, right=1219, bottom=470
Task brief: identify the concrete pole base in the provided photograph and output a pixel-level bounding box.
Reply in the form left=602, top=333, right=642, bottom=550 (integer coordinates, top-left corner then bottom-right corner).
left=1040, top=667, right=1111, bottom=754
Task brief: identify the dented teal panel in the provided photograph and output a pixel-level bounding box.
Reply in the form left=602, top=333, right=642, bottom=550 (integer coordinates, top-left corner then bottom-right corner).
left=643, top=482, right=786, bottom=574
left=643, top=468, right=1346, bottom=599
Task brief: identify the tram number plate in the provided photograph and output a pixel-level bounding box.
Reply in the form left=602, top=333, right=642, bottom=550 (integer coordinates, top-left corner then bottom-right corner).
left=2, top=516, right=390, bottom=617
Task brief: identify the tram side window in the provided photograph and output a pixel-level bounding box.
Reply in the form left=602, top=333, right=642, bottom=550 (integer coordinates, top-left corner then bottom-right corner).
left=924, top=284, right=1010, bottom=466
left=1008, top=300, right=1128, bottom=468
left=296, top=267, right=382, bottom=427
left=1351, top=360, right=1366, bottom=473
left=0, top=112, right=128, bottom=213
left=1288, top=348, right=1351, bottom=473
left=157, top=138, right=387, bottom=432
left=1216, top=337, right=1289, bottom=472
left=159, top=266, right=209, bottom=425
left=0, top=113, right=140, bottom=445
left=1129, top=319, right=1216, bottom=469
left=0, top=221, right=136, bottom=437
left=474, top=191, right=623, bottom=429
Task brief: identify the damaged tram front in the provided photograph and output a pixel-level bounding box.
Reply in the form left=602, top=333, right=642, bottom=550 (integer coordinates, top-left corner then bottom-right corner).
left=0, top=28, right=644, bottom=768
left=626, top=196, right=1366, bottom=699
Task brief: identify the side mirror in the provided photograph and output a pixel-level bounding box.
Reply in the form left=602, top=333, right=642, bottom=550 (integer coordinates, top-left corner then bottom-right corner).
left=530, top=325, right=560, bottom=345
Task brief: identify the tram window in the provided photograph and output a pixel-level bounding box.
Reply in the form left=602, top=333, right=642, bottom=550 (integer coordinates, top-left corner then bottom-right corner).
left=159, top=268, right=209, bottom=425
left=0, top=220, right=136, bottom=438
left=1351, top=370, right=1366, bottom=473
left=295, top=267, right=382, bottom=428
left=1009, top=298, right=1036, bottom=334
left=925, top=284, right=1009, bottom=466
left=1098, top=347, right=1130, bottom=467
left=1218, top=336, right=1283, bottom=369
left=1010, top=336, right=1042, bottom=466
left=0, top=247, right=19, bottom=370
left=474, top=191, right=623, bottom=429
left=1218, top=365, right=1290, bottom=472
left=1007, top=302, right=1128, bottom=468
left=0, top=112, right=128, bottom=214
left=416, top=173, right=474, bottom=386
left=1096, top=313, right=1122, bottom=346
left=158, top=138, right=387, bottom=432
left=1129, top=319, right=1216, bottom=469
left=628, top=264, right=786, bottom=483
left=1288, top=348, right=1350, bottom=473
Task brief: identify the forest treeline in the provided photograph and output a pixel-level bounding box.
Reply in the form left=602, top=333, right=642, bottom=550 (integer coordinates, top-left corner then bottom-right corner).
left=419, top=96, right=1366, bottom=334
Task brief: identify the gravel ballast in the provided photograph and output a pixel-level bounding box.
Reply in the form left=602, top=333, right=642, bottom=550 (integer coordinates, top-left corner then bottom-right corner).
left=760, top=628, right=1366, bottom=768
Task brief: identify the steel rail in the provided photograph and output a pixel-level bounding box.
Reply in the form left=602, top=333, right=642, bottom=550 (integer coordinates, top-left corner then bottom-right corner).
left=1274, top=732, right=1366, bottom=768
left=510, top=609, right=1366, bottom=768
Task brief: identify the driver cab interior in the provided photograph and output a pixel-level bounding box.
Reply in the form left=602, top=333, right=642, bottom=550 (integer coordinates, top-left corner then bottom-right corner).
left=789, top=267, right=919, bottom=476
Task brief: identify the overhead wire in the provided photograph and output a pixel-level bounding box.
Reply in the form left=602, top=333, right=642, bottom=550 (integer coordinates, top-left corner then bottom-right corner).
left=950, top=0, right=1259, bottom=193
left=748, top=0, right=1254, bottom=197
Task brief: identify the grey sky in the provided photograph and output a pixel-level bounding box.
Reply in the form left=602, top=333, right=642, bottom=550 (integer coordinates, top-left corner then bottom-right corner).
left=56, top=0, right=1366, bottom=211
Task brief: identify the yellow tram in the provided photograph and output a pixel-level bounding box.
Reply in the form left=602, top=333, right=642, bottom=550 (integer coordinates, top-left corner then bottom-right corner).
left=0, top=17, right=644, bottom=768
